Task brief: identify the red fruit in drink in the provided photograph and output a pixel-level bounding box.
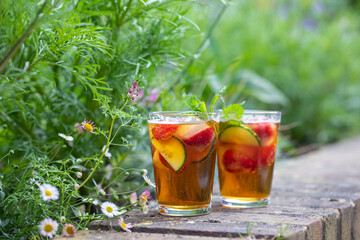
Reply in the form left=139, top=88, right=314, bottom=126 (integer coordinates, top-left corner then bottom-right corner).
left=151, top=124, right=179, bottom=140
left=182, top=126, right=215, bottom=146
left=222, top=150, right=256, bottom=173
left=251, top=123, right=276, bottom=145
left=260, top=145, right=276, bottom=166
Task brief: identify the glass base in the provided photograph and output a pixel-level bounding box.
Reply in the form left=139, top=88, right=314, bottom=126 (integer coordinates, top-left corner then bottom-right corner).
left=158, top=204, right=211, bottom=216
left=221, top=197, right=270, bottom=208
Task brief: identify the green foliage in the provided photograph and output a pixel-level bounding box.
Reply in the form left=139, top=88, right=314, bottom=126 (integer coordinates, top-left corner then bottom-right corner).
left=0, top=0, right=205, bottom=238
left=183, top=0, right=360, bottom=146
left=186, top=95, right=207, bottom=113
left=223, top=104, right=244, bottom=119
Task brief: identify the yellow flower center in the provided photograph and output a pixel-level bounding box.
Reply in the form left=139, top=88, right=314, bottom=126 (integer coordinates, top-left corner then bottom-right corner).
left=106, top=206, right=113, bottom=213
left=45, top=190, right=52, bottom=196
left=84, top=123, right=93, bottom=132
left=66, top=226, right=74, bottom=235
left=142, top=196, right=148, bottom=202
left=44, top=224, right=53, bottom=233
left=121, top=222, right=127, bottom=228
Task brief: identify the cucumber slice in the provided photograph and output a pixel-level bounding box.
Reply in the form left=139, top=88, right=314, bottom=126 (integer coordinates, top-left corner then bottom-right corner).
left=193, top=137, right=217, bottom=164
left=151, top=136, right=187, bottom=172
left=219, top=124, right=261, bottom=146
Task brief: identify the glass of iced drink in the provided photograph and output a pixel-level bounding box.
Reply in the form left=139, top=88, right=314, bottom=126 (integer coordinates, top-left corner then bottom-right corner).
left=148, top=111, right=219, bottom=216
left=218, top=110, right=281, bottom=208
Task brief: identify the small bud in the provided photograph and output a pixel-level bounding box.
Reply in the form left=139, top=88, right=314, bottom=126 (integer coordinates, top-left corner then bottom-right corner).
left=75, top=184, right=80, bottom=191
left=76, top=172, right=82, bottom=179
left=60, top=216, right=66, bottom=223
left=142, top=169, right=148, bottom=176
left=141, top=205, right=149, bottom=214
left=99, top=189, right=106, bottom=196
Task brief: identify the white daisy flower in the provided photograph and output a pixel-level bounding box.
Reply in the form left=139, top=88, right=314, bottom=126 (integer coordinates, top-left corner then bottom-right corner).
left=39, top=184, right=59, bottom=201
left=102, top=145, right=112, bottom=159
left=39, top=218, right=58, bottom=238
left=62, top=223, right=76, bottom=237
left=58, top=133, right=74, bottom=142
left=142, top=175, right=156, bottom=188
left=101, top=202, right=121, bottom=218
left=82, top=198, right=99, bottom=206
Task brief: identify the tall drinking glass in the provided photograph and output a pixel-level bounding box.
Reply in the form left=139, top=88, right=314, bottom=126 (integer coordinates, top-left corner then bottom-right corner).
left=217, top=110, right=281, bottom=208
left=148, top=111, right=219, bottom=216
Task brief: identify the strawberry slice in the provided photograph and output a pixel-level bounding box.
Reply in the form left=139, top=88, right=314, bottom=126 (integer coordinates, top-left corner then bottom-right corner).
left=259, top=145, right=276, bottom=167
left=222, top=150, right=257, bottom=173
left=250, top=123, right=276, bottom=145
left=151, top=124, right=179, bottom=140
left=180, top=124, right=215, bottom=146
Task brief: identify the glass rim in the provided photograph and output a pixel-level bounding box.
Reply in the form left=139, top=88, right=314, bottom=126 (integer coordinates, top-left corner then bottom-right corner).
left=148, top=111, right=220, bottom=116
left=148, top=111, right=220, bottom=122
left=215, top=109, right=281, bottom=115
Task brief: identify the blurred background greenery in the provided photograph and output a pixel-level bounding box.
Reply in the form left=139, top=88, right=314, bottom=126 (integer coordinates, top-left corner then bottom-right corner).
left=177, top=0, right=360, bottom=154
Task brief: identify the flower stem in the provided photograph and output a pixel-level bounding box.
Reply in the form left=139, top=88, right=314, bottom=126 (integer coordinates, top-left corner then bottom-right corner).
left=77, top=117, right=116, bottom=191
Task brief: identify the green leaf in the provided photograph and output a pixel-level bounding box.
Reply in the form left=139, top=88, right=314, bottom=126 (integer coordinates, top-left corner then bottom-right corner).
left=209, top=86, right=226, bottom=112
left=223, top=103, right=244, bottom=118
left=195, top=102, right=207, bottom=113
left=186, top=95, right=207, bottom=113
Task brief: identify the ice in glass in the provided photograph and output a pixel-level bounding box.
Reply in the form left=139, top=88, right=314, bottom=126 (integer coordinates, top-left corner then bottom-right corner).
left=148, top=111, right=219, bottom=216
left=217, top=111, right=281, bottom=207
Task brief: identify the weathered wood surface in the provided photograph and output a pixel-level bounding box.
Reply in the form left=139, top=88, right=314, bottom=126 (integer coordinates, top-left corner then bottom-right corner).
left=57, top=136, right=360, bottom=239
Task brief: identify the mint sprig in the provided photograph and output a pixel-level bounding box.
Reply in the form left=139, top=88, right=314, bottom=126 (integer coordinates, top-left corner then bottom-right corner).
left=223, top=103, right=244, bottom=118
left=186, top=86, right=244, bottom=119
left=186, top=95, right=207, bottom=113
left=209, top=86, right=226, bottom=112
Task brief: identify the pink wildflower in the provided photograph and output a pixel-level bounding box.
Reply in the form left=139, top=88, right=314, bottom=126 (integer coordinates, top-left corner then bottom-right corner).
left=62, top=223, right=76, bottom=237
left=139, top=190, right=152, bottom=207
left=129, top=192, right=137, bottom=205
left=118, top=217, right=133, bottom=233
left=81, top=119, right=96, bottom=133
left=127, top=81, right=143, bottom=102
left=74, top=123, right=84, bottom=134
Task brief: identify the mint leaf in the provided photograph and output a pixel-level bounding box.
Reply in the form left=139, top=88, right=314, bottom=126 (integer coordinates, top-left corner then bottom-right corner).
left=186, top=95, right=207, bottom=113
left=223, top=103, right=244, bottom=118
left=209, top=86, right=226, bottom=112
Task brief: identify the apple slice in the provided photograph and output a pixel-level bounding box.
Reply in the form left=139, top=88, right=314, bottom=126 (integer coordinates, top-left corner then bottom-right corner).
left=192, top=137, right=217, bottom=163
left=151, top=136, right=187, bottom=173
left=178, top=124, right=215, bottom=146
left=219, top=124, right=261, bottom=146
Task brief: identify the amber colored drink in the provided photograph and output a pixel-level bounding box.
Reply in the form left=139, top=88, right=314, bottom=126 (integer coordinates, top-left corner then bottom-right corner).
left=148, top=112, right=218, bottom=216
left=218, top=111, right=281, bottom=207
